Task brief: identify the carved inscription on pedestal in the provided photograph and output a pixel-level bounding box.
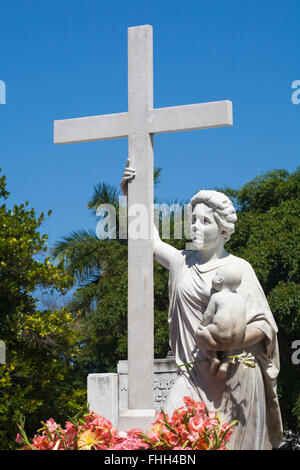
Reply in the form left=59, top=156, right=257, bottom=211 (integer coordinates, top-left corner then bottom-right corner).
left=117, top=356, right=177, bottom=411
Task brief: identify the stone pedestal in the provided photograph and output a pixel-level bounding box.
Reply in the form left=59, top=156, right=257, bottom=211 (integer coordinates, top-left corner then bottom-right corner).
left=87, top=354, right=177, bottom=430
left=87, top=373, right=119, bottom=426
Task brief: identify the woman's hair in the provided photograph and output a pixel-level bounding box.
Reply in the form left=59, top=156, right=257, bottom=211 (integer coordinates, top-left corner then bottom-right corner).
left=190, top=190, right=237, bottom=243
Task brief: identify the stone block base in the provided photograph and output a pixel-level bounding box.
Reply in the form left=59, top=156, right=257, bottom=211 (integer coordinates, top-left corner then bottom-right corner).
left=87, top=355, right=177, bottom=430
left=118, top=408, right=156, bottom=432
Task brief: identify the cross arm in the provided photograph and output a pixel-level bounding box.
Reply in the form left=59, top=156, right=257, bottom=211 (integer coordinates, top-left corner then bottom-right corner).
left=149, top=100, right=232, bottom=134
left=54, top=112, right=129, bottom=144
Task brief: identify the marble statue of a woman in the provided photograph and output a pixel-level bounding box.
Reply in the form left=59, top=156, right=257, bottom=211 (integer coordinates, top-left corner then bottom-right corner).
left=121, top=162, right=283, bottom=450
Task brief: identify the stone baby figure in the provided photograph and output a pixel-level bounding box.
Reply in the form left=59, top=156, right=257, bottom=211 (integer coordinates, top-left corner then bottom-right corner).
left=200, top=265, right=247, bottom=380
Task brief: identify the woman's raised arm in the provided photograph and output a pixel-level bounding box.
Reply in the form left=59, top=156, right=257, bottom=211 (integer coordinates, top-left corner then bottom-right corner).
left=152, top=221, right=179, bottom=270
left=120, top=158, right=179, bottom=270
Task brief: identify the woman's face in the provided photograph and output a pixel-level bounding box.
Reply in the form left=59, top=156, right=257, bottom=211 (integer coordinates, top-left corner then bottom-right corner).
left=191, top=203, right=223, bottom=251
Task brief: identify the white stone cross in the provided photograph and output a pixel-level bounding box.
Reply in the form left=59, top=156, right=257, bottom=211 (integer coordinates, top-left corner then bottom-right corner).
left=54, top=25, right=232, bottom=430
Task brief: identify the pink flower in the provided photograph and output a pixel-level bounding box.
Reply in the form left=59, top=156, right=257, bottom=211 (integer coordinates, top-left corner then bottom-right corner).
left=64, top=421, right=77, bottom=443
left=177, top=424, right=190, bottom=442
left=83, top=411, right=95, bottom=426
left=16, top=396, right=236, bottom=451
left=188, top=414, right=205, bottom=433
left=117, top=431, right=128, bottom=439
left=173, top=446, right=192, bottom=450
left=154, top=411, right=172, bottom=426
left=112, top=429, right=149, bottom=450
left=186, top=432, right=199, bottom=443
left=171, top=407, right=187, bottom=425
left=163, top=430, right=179, bottom=447
left=126, top=428, right=144, bottom=438
left=111, top=437, right=149, bottom=450
left=183, top=396, right=196, bottom=413
left=45, top=418, right=59, bottom=433
left=220, top=424, right=233, bottom=442
left=32, top=434, right=51, bottom=450
left=146, top=430, right=160, bottom=445
left=183, top=396, right=205, bottom=414
left=89, top=414, right=113, bottom=430
left=206, top=411, right=219, bottom=427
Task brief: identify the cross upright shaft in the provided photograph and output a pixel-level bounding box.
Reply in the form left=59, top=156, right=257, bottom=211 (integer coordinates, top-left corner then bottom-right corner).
left=127, top=26, right=154, bottom=411
left=54, top=24, right=233, bottom=427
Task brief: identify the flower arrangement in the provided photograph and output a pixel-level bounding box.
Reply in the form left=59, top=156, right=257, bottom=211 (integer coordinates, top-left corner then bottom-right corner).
left=16, top=396, right=237, bottom=450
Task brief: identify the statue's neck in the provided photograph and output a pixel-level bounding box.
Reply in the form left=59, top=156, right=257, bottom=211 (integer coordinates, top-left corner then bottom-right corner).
left=195, top=245, right=228, bottom=265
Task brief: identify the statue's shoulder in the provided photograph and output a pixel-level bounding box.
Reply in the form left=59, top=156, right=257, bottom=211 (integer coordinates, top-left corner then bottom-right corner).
left=168, top=248, right=189, bottom=271
left=228, top=254, right=254, bottom=273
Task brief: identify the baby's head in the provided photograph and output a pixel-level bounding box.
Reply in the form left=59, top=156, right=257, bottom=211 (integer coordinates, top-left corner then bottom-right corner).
left=212, top=265, right=242, bottom=292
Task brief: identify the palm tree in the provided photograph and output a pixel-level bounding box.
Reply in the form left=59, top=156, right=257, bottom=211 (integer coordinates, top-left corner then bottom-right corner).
left=52, top=168, right=163, bottom=312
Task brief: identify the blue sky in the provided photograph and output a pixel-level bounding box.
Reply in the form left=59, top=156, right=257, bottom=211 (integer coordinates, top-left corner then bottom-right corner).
left=0, top=0, right=299, bottom=248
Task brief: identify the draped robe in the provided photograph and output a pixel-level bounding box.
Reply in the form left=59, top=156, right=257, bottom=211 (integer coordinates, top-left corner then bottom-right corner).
left=164, top=250, right=283, bottom=450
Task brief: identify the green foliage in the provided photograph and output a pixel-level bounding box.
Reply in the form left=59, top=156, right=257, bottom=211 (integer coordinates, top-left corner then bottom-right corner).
left=228, top=168, right=300, bottom=213
left=0, top=169, right=86, bottom=449
left=224, top=167, right=300, bottom=431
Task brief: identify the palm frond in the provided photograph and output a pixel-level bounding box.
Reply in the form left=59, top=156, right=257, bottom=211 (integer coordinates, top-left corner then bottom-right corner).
left=52, top=230, right=106, bottom=285
left=154, top=167, right=162, bottom=187
left=87, top=182, right=120, bottom=214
